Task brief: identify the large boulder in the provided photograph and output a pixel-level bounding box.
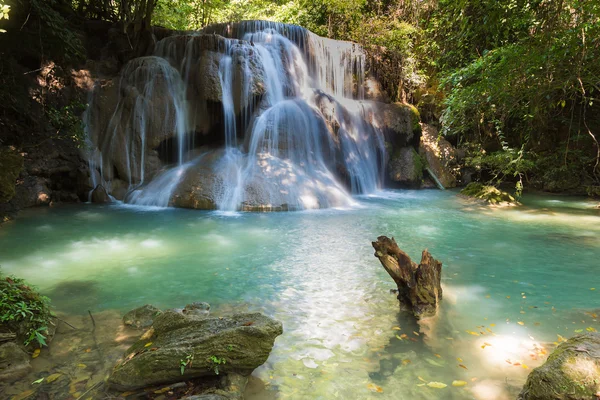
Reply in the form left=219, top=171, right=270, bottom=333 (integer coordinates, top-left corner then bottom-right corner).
left=519, top=333, right=600, bottom=400
left=388, top=147, right=424, bottom=188
left=122, top=304, right=162, bottom=329
left=0, top=342, right=31, bottom=382
left=419, top=124, right=457, bottom=188
left=107, top=310, right=283, bottom=391
left=91, top=184, right=111, bottom=203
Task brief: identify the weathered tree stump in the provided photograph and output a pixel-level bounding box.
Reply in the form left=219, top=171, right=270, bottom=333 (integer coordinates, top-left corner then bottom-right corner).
left=372, top=236, right=443, bottom=318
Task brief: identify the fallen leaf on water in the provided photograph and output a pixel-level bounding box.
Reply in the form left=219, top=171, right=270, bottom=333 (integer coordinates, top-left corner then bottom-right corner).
left=32, top=378, right=44, bottom=385
left=427, top=382, right=447, bottom=389
left=521, top=364, right=529, bottom=369
left=518, top=321, right=525, bottom=326
left=401, top=334, right=408, bottom=339
left=418, top=376, right=427, bottom=382
left=506, top=296, right=511, bottom=299
left=392, top=326, right=401, bottom=331
left=413, top=331, right=420, bottom=336
left=456, top=357, right=463, bottom=363
left=84, top=348, right=91, bottom=353
left=417, top=383, right=426, bottom=387
left=506, top=359, right=512, bottom=364
left=458, top=364, right=468, bottom=370
left=466, top=331, right=479, bottom=336
left=32, top=349, right=40, bottom=359
left=395, top=334, right=403, bottom=340
left=534, top=322, right=541, bottom=326
left=154, top=387, right=172, bottom=394
left=513, top=362, right=521, bottom=366
left=452, top=380, right=468, bottom=387
left=46, top=373, right=61, bottom=383
left=77, top=364, right=86, bottom=368
left=144, top=342, right=153, bottom=347
left=574, top=329, right=583, bottom=333
left=481, top=342, right=492, bottom=349
left=557, top=334, right=567, bottom=342
left=434, top=354, right=442, bottom=358
left=586, top=327, right=597, bottom=332
left=402, top=359, right=411, bottom=365
left=367, top=383, right=383, bottom=393
left=520, top=311, right=526, bottom=314
left=591, top=288, right=596, bottom=291
left=490, top=323, right=496, bottom=327
left=12, top=390, right=35, bottom=400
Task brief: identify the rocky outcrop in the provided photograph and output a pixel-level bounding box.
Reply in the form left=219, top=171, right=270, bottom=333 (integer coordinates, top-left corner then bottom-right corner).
left=460, top=182, right=520, bottom=206
left=372, top=236, right=443, bottom=318
left=419, top=124, right=457, bottom=188
left=108, top=309, right=283, bottom=391
left=519, top=333, right=600, bottom=400
left=0, top=342, right=31, bottom=382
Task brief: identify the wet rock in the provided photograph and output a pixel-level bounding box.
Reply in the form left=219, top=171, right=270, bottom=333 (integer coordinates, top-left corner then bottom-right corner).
left=419, top=124, right=457, bottom=188
left=0, top=342, right=31, bottom=382
left=91, top=184, right=111, bottom=203
left=183, top=302, right=210, bottom=318
left=372, top=236, right=443, bottom=318
left=519, top=332, right=600, bottom=400
left=460, top=182, right=519, bottom=206
left=12, top=176, right=52, bottom=208
left=108, top=311, right=283, bottom=390
left=388, top=147, right=424, bottom=188
left=123, top=305, right=162, bottom=329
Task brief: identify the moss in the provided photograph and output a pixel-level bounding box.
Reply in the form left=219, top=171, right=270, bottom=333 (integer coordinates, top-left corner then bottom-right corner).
left=406, top=103, right=422, bottom=135
left=0, top=147, right=24, bottom=204
left=460, top=182, right=517, bottom=204
left=412, top=148, right=425, bottom=182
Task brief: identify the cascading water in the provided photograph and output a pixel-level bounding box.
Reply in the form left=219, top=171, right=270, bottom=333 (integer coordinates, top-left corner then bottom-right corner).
left=85, top=21, right=390, bottom=211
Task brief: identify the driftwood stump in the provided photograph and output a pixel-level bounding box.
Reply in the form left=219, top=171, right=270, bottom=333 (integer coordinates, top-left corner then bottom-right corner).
left=372, top=236, right=443, bottom=318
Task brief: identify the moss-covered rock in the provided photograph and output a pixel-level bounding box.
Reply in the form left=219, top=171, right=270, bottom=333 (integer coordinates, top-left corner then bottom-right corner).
left=519, top=332, right=600, bottom=400
left=122, top=304, right=162, bottom=329
left=108, top=310, right=283, bottom=391
left=460, top=182, right=519, bottom=205
left=388, top=147, right=424, bottom=188
left=0, top=147, right=24, bottom=204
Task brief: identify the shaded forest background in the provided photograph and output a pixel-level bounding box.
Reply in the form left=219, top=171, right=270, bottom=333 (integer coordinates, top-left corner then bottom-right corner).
left=0, top=0, right=599, bottom=199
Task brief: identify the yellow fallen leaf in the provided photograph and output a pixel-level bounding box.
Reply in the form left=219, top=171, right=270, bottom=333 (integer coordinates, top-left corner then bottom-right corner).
left=458, top=364, right=468, bottom=370
left=574, top=329, right=583, bottom=333
left=452, top=380, right=468, bottom=387
left=418, top=376, right=427, bottom=382
left=481, top=342, right=492, bottom=349
left=465, top=330, right=480, bottom=336
left=144, top=342, right=153, bottom=347
left=392, top=326, right=401, bottom=331
left=456, top=357, right=463, bottom=363
left=557, top=334, right=567, bottom=342
left=521, top=364, right=529, bottom=369
left=434, top=354, right=442, bottom=358
left=367, top=383, right=383, bottom=393
left=517, top=321, right=525, bottom=326
left=586, top=327, right=597, bottom=332
left=413, top=331, right=420, bottom=336
left=77, top=364, right=86, bottom=368
left=402, top=359, right=411, bottom=365
left=490, top=323, right=496, bottom=327
left=427, top=381, right=447, bottom=389
left=154, top=387, right=171, bottom=394
left=32, top=349, right=40, bottom=359
left=395, top=334, right=403, bottom=340
left=46, top=373, right=61, bottom=383
left=506, top=296, right=511, bottom=299
left=591, top=288, right=596, bottom=291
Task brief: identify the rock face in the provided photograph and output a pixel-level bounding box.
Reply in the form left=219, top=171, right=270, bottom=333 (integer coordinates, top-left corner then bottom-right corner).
left=419, top=124, right=457, bottom=188
left=388, top=147, right=423, bottom=188
left=519, top=333, right=600, bottom=400
left=0, top=342, right=31, bottom=382
left=108, top=310, right=283, bottom=390
left=123, top=304, right=162, bottom=329
left=372, top=236, right=443, bottom=318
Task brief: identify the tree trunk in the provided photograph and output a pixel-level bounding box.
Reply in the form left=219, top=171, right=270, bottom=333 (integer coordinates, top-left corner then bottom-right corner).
left=372, top=236, right=442, bottom=318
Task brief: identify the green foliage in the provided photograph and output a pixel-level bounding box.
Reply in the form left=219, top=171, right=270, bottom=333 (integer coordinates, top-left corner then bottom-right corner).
left=180, top=353, right=193, bottom=375
left=208, top=355, right=226, bottom=375
left=47, top=101, right=87, bottom=147
left=0, top=270, right=52, bottom=348
left=0, top=2, right=10, bottom=33
left=460, top=182, right=517, bottom=204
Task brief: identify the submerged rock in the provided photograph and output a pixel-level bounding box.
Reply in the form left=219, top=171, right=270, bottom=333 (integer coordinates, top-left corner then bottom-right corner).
left=372, top=236, right=443, bottom=318
left=460, top=182, right=519, bottom=206
left=123, top=304, right=162, bottom=329
left=519, top=333, right=600, bottom=400
left=108, top=310, right=283, bottom=390
left=0, top=342, right=31, bottom=382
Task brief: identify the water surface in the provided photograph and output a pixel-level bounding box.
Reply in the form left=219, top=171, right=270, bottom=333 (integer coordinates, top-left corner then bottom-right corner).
left=1, top=190, right=599, bottom=399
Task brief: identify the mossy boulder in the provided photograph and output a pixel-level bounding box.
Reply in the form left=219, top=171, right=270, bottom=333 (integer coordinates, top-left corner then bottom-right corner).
left=123, top=304, right=162, bottom=329
left=388, top=147, right=424, bottom=188
left=108, top=310, right=283, bottom=391
left=519, top=333, right=600, bottom=400
left=460, top=182, right=519, bottom=205
left=0, top=147, right=24, bottom=204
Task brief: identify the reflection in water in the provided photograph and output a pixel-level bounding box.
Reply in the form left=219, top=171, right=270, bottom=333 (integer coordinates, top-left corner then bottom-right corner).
left=0, top=191, right=599, bottom=399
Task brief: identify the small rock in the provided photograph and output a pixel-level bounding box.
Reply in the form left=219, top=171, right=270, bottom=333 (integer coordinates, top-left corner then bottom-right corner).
left=123, top=305, right=162, bottom=329
left=0, top=342, right=31, bottom=382
left=183, top=302, right=210, bottom=318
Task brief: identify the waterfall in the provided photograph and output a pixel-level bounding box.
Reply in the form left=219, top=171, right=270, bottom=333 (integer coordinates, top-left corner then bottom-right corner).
left=85, top=21, right=388, bottom=211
